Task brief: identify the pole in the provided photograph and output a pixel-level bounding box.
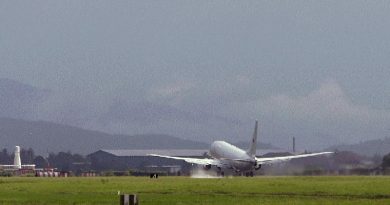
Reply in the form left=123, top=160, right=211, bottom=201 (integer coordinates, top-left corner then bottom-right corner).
left=120, top=194, right=138, bottom=205
left=293, top=137, right=296, bottom=153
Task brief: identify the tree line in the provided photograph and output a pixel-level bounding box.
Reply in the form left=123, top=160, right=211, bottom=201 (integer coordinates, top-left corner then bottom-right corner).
left=2, top=147, right=390, bottom=174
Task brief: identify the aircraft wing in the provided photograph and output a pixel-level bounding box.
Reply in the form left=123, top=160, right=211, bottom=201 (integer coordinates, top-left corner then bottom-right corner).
left=148, top=154, right=221, bottom=166
left=256, top=152, right=333, bottom=165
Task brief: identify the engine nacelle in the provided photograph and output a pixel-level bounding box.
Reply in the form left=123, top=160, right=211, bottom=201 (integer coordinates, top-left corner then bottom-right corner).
left=255, top=163, right=261, bottom=170
left=203, top=164, right=212, bottom=170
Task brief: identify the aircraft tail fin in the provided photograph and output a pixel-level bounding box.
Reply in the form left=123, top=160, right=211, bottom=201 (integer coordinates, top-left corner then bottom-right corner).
left=247, top=120, right=258, bottom=157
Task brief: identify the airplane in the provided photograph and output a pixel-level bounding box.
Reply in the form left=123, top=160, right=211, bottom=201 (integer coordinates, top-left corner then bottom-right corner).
left=149, top=120, right=333, bottom=177
left=0, top=146, right=36, bottom=170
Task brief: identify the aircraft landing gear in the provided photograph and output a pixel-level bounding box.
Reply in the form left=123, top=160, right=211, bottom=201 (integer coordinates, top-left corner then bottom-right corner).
left=245, top=171, right=254, bottom=177
left=217, top=171, right=225, bottom=177
left=217, top=167, right=225, bottom=177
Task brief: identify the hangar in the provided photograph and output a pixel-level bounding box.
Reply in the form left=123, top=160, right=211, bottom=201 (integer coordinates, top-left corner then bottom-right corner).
left=88, top=149, right=208, bottom=175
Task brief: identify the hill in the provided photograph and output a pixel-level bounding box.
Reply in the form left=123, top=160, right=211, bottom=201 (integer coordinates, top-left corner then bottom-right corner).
left=0, top=78, right=50, bottom=119
left=327, top=138, right=390, bottom=157
left=0, top=118, right=208, bottom=155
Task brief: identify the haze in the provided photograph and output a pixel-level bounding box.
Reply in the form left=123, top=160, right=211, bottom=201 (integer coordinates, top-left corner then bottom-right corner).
left=1, top=1, right=390, bottom=150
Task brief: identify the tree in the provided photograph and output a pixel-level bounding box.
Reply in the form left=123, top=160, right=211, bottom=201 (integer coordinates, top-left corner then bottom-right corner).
left=0, top=149, right=12, bottom=164
left=382, top=153, right=390, bottom=169
left=33, top=156, right=48, bottom=168
left=21, top=148, right=35, bottom=164
left=47, top=151, right=89, bottom=172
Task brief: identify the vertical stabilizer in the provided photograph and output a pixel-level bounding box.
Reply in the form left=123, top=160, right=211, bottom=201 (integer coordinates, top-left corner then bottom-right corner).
left=14, top=146, right=21, bottom=169
left=247, top=120, right=258, bottom=157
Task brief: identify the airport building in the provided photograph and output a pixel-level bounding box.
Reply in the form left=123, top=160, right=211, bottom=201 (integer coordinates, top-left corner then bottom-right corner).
left=88, top=149, right=209, bottom=175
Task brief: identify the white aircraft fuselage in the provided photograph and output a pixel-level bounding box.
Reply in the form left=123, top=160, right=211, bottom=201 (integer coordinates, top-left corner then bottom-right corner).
left=209, top=141, right=255, bottom=171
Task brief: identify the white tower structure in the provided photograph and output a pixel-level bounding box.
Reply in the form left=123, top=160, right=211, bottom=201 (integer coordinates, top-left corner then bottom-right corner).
left=14, top=146, right=22, bottom=169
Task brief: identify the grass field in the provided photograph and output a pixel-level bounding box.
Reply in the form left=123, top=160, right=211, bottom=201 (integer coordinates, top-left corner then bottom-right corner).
left=0, top=176, right=389, bottom=205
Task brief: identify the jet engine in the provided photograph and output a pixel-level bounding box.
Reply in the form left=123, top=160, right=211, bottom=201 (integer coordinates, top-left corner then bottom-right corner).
left=254, top=163, right=261, bottom=170
left=203, top=164, right=212, bottom=170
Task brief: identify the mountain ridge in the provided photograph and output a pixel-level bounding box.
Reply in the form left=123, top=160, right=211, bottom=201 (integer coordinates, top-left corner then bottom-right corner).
left=0, top=78, right=50, bottom=119
left=0, top=118, right=209, bottom=155
left=327, top=138, right=390, bottom=156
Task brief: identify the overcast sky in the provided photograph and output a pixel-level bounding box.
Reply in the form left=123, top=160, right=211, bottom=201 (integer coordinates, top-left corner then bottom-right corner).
left=1, top=1, right=390, bottom=150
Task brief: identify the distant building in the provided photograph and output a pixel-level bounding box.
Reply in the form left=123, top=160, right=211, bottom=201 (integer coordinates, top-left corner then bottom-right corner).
left=87, top=149, right=209, bottom=175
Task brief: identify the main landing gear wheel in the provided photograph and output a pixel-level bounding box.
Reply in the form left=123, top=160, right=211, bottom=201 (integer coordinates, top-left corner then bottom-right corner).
left=217, top=171, right=225, bottom=177
left=216, top=167, right=225, bottom=177
left=245, top=172, right=254, bottom=177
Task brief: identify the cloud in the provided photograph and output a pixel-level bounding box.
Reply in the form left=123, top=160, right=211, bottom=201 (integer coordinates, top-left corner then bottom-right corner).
left=9, top=74, right=389, bottom=149
left=259, top=80, right=379, bottom=122
left=227, top=80, right=390, bottom=147
left=146, top=81, right=195, bottom=105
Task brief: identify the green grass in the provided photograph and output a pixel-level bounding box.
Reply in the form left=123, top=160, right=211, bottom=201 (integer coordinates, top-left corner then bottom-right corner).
left=0, top=176, right=389, bottom=205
